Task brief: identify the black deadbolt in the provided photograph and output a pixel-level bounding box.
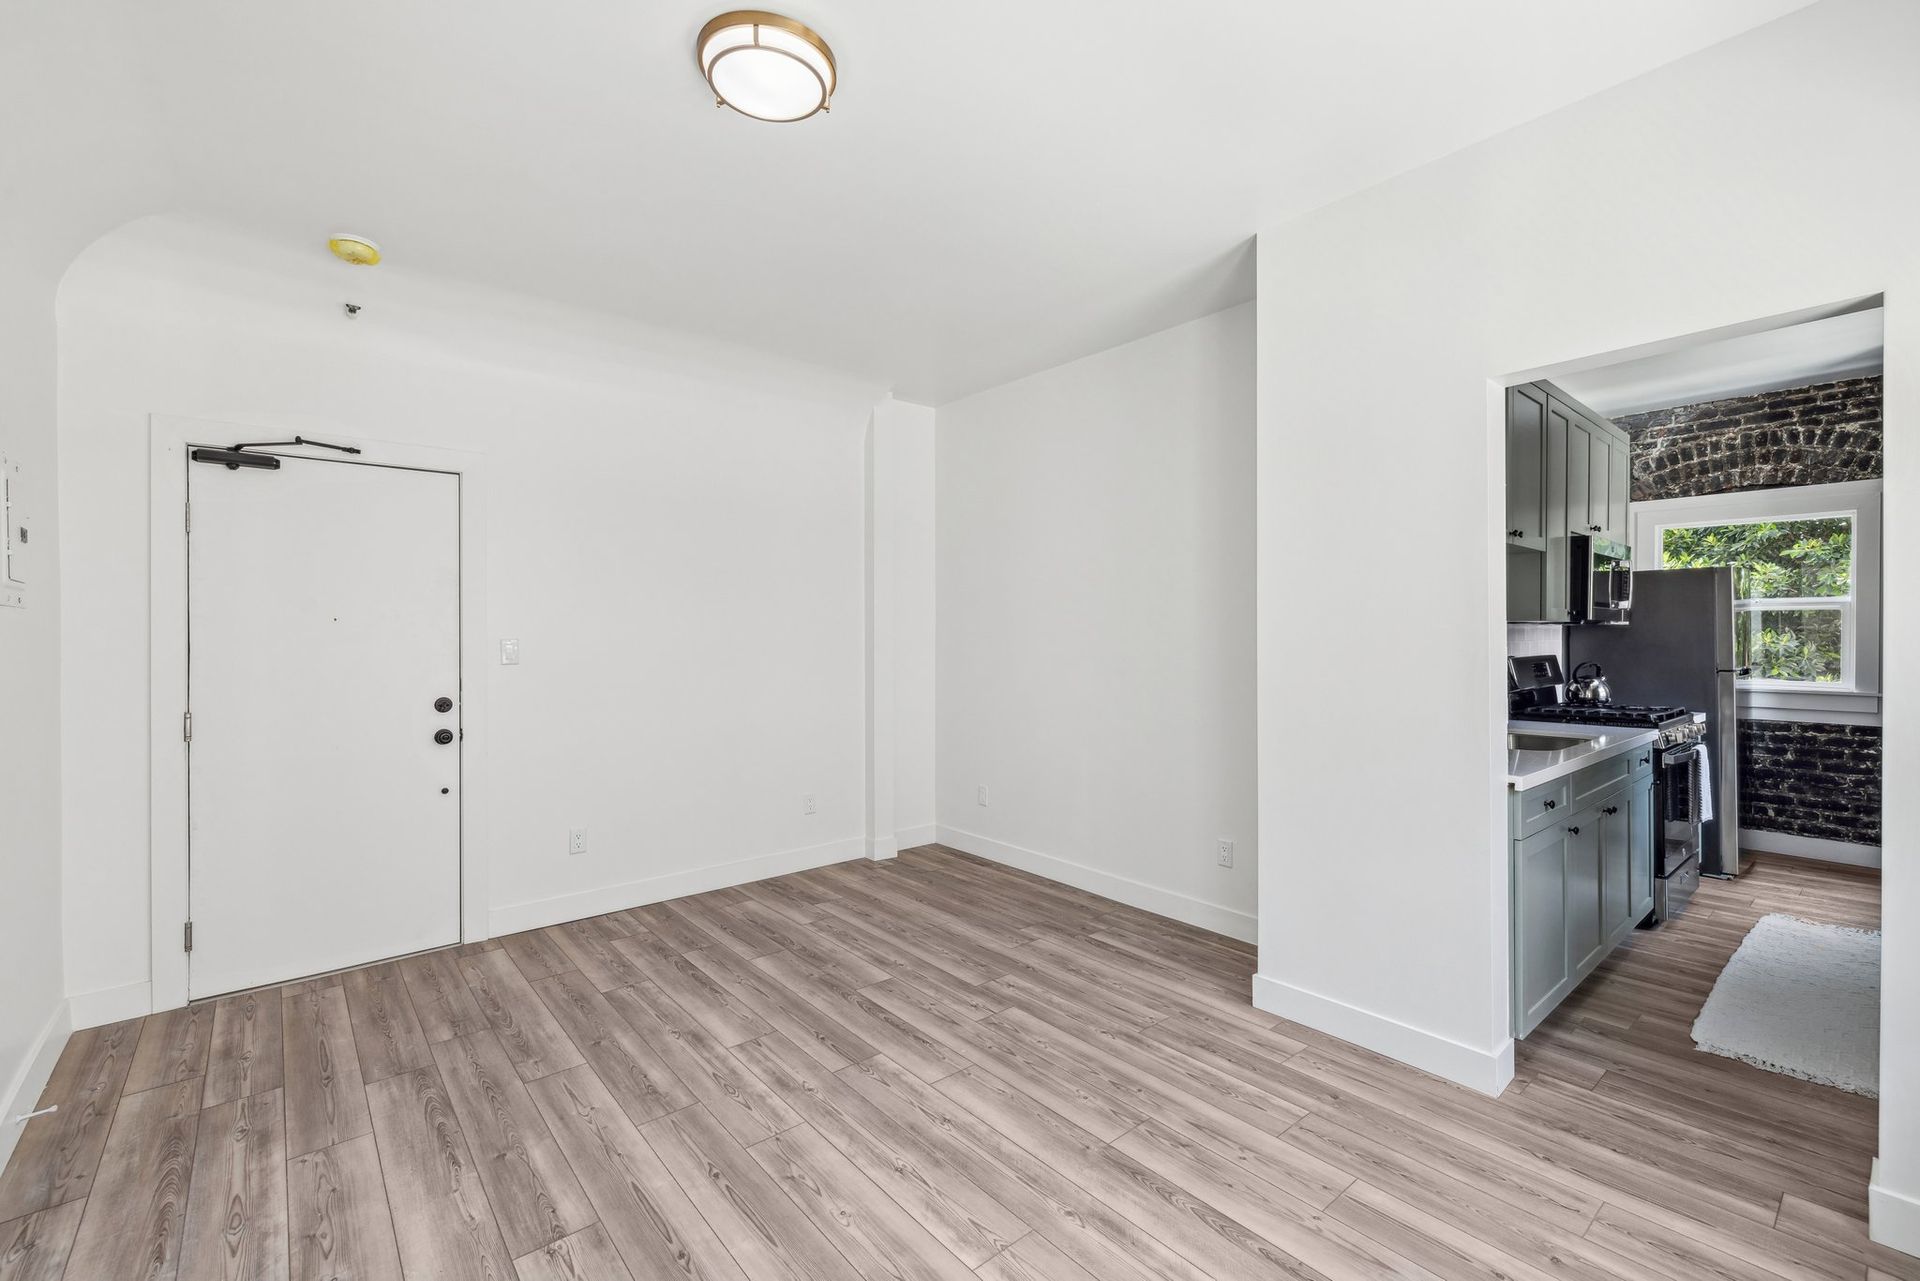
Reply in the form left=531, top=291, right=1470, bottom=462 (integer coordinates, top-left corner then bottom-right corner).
left=434, top=728, right=455, bottom=745
left=434, top=696, right=454, bottom=713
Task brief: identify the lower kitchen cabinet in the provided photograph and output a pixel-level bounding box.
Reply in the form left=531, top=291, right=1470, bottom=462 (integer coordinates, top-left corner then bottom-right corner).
left=1511, top=754, right=1656, bottom=1038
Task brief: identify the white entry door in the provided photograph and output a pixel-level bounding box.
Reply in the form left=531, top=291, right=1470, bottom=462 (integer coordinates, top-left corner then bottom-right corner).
left=187, top=451, right=461, bottom=998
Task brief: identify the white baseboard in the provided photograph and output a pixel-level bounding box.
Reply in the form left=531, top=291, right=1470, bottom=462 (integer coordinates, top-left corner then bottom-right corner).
left=866, top=837, right=899, bottom=862
left=933, top=825, right=1256, bottom=944
left=489, top=837, right=867, bottom=936
left=68, top=980, right=153, bottom=1029
left=0, top=1001, right=71, bottom=1180
left=1252, top=972, right=1515, bottom=1097
left=894, top=824, right=937, bottom=851
left=1739, top=828, right=1881, bottom=869
left=1870, top=1160, right=1920, bottom=1257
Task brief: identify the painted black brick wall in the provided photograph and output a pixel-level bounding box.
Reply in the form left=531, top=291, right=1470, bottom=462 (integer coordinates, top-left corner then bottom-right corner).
left=1616, top=376, right=1882, bottom=849
left=1617, top=375, right=1882, bottom=501
left=1737, top=720, right=1881, bottom=844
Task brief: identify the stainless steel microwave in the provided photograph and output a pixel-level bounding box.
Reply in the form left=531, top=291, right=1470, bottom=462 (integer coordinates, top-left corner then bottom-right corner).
left=1571, top=534, right=1632, bottom=625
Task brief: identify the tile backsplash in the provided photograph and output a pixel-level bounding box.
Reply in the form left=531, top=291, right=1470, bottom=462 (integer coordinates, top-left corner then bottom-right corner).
left=1506, top=624, right=1564, bottom=667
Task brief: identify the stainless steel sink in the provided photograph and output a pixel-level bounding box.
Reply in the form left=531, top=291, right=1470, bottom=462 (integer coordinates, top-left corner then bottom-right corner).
left=1508, top=731, right=1588, bottom=752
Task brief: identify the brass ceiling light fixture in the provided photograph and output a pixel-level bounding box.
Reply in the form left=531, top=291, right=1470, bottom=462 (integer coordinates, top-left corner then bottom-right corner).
left=696, top=11, right=836, bottom=123
left=327, top=234, right=382, bottom=266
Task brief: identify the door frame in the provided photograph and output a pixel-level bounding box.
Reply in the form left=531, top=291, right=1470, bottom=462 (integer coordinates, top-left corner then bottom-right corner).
left=147, top=414, right=491, bottom=1013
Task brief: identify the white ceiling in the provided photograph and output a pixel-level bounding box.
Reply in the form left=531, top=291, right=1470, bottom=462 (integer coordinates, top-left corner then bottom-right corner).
left=1556, top=306, right=1884, bottom=418
left=107, top=0, right=1813, bottom=402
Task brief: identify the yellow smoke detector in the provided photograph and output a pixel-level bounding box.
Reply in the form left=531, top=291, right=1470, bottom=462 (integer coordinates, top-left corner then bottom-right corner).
left=327, top=234, right=382, bottom=266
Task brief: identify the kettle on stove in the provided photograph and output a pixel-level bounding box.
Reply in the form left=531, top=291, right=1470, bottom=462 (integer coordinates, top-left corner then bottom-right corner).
left=1566, top=662, right=1613, bottom=706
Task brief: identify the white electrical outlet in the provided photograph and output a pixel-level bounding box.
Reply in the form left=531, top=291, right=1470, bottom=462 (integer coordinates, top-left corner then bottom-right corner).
left=500, top=638, right=521, bottom=665
left=569, top=828, right=586, bottom=855
left=1216, top=839, right=1235, bottom=868
left=803, top=794, right=816, bottom=815
left=977, top=784, right=990, bottom=807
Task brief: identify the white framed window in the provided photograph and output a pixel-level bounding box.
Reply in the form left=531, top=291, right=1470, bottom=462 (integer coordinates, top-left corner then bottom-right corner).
left=1629, top=479, right=1881, bottom=716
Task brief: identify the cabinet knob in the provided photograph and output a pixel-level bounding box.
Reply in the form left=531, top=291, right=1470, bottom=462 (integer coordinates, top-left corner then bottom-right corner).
left=1589, top=524, right=1602, bottom=532
left=1507, top=528, right=1524, bottom=538
left=1602, top=805, right=1618, bottom=815
left=1567, top=825, right=1581, bottom=835
left=1543, top=799, right=1557, bottom=810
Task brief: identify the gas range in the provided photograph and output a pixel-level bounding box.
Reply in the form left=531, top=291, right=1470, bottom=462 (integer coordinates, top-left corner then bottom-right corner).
left=1511, top=702, right=1703, bottom=748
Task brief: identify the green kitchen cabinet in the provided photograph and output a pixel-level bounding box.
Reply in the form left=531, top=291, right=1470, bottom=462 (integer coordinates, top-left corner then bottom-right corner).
left=1511, top=753, right=1657, bottom=1038
left=1628, top=758, right=1655, bottom=923
left=1506, top=380, right=1634, bottom=622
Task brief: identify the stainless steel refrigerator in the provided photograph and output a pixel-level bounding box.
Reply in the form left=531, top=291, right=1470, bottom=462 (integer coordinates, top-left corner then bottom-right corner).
left=1568, top=567, right=1743, bottom=877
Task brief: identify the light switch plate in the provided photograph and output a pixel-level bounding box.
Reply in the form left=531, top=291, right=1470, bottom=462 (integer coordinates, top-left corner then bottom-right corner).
left=499, top=638, right=520, bottom=665
left=1, top=455, right=25, bottom=609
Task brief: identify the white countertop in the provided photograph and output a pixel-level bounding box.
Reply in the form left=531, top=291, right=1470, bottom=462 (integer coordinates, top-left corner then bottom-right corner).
left=1506, top=720, right=1659, bottom=789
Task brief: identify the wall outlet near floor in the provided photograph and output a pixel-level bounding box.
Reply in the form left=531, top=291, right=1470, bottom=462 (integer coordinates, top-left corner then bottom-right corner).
left=568, top=827, right=586, bottom=855
left=1216, top=838, right=1235, bottom=868
left=803, top=794, right=816, bottom=815
left=977, top=784, right=990, bottom=807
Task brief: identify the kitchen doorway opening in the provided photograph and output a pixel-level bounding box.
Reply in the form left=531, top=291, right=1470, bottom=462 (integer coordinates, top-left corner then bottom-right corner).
left=1489, top=292, right=1891, bottom=1234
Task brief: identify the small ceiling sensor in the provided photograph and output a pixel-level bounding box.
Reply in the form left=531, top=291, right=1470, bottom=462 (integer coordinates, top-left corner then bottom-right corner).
left=697, top=11, right=835, bottom=122
left=327, top=234, right=382, bottom=266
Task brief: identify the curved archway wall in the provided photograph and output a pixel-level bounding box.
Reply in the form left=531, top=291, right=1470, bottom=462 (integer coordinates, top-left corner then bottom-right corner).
left=1251, top=0, right=1917, bottom=1252
left=0, top=7, right=171, bottom=1171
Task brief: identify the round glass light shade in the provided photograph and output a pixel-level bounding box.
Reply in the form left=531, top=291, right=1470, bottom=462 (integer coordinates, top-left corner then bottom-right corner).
left=697, top=11, right=835, bottom=122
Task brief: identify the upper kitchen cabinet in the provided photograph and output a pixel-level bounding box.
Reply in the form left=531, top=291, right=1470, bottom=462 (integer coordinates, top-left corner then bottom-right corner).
left=1505, top=384, right=1548, bottom=550
left=1507, top=380, right=1633, bottom=623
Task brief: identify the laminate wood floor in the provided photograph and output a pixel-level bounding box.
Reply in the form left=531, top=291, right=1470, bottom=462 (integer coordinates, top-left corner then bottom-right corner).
left=2, top=847, right=1908, bottom=1281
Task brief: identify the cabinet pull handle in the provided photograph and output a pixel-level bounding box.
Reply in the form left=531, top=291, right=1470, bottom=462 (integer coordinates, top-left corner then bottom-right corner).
left=1543, top=799, right=1557, bottom=810
left=1589, top=524, right=1602, bottom=532
left=1639, top=755, right=1650, bottom=765
left=1508, top=528, right=1524, bottom=538
left=1567, top=826, right=1581, bottom=835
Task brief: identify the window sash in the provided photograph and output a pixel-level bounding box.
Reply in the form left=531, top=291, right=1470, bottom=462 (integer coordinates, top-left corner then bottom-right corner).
left=1733, top=601, right=1853, bottom=689
left=1655, top=512, right=1857, bottom=606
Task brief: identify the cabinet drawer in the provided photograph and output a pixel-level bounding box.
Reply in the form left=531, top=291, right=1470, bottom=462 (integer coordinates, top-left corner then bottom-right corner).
left=1571, top=747, right=1650, bottom=808
left=1513, top=778, right=1572, bottom=839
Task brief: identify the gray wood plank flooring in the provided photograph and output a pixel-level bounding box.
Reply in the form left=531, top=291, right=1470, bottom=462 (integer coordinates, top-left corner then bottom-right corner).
left=0, top=847, right=1904, bottom=1280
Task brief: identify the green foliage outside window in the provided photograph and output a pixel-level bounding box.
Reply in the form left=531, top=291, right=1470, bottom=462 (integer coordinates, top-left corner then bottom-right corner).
left=1661, top=517, right=1852, bottom=684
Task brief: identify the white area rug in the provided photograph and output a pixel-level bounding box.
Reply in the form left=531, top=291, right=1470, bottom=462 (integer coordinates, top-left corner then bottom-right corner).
left=1691, top=913, right=1880, bottom=1096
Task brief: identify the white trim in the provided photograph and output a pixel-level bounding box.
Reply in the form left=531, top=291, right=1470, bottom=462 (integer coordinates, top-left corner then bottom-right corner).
left=864, top=412, right=897, bottom=864
left=0, top=1001, right=70, bottom=1181
left=148, top=415, right=492, bottom=1015
left=1741, top=690, right=1881, bottom=724
left=489, top=836, right=866, bottom=935
left=1740, top=829, right=1881, bottom=869
left=68, top=980, right=154, bottom=1030
left=894, top=824, right=937, bottom=851
left=935, top=825, right=1256, bottom=944
left=1870, top=1160, right=1920, bottom=1257
left=1252, top=972, right=1516, bottom=1097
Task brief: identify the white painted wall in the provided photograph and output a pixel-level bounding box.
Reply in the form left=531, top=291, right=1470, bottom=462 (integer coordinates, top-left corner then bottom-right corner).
left=934, top=304, right=1257, bottom=939
left=881, top=401, right=937, bottom=846
left=1250, top=0, right=1918, bottom=1251
left=0, top=6, right=167, bottom=1170
left=56, top=217, right=887, bottom=1016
